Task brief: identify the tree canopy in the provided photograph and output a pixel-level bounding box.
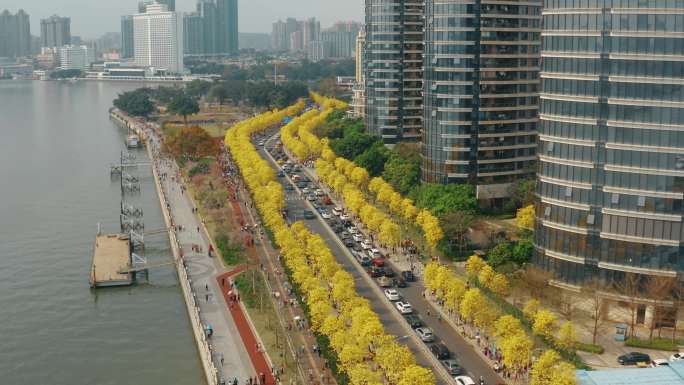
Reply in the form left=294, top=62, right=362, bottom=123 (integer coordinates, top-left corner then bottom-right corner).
left=165, top=125, right=219, bottom=158
left=409, top=183, right=478, bottom=217
left=167, top=93, right=200, bottom=125
left=113, top=89, right=155, bottom=117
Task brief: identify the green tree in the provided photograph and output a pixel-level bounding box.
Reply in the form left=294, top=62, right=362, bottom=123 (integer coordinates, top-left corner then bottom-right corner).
left=167, top=93, right=200, bottom=126
left=330, top=130, right=377, bottom=160
left=113, top=89, right=155, bottom=117
left=355, top=141, right=391, bottom=176
left=382, top=154, right=421, bottom=194
left=410, top=183, right=477, bottom=217
left=441, top=210, right=473, bottom=255
left=208, top=83, right=229, bottom=106
left=512, top=237, right=534, bottom=265
left=487, top=242, right=514, bottom=268
left=186, top=79, right=212, bottom=98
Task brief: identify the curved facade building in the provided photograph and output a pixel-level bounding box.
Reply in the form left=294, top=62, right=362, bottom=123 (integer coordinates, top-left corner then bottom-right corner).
left=365, top=0, right=424, bottom=144
left=535, top=0, right=684, bottom=285
left=422, top=0, right=540, bottom=199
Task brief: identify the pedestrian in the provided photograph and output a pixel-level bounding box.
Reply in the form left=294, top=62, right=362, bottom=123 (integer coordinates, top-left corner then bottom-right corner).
left=197, top=226, right=200, bottom=233
left=206, top=284, right=209, bottom=291
left=220, top=354, right=224, bottom=364
left=206, top=294, right=209, bottom=302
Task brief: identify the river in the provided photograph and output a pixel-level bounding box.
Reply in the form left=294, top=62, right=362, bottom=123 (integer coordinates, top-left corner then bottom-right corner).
left=0, top=80, right=205, bottom=384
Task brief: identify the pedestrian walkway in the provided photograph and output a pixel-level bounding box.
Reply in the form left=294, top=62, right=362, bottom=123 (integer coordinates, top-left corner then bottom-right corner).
left=158, top=158, right=257, bottom=384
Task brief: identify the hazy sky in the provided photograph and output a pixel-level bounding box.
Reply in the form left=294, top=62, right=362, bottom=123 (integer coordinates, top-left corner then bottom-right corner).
left=5, top=0, right=364, bottom=39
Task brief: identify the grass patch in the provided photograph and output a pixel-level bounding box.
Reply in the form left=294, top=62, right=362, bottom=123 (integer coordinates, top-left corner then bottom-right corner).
left=215, top=234, right=245, bottom=266
left=626, top=337, right=680, bottom=352
left=576, top=342, right=605, bottom=354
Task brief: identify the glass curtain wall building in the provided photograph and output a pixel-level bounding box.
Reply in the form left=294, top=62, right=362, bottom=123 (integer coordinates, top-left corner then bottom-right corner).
left=422, top=0, right=540, bottom=200
left=535, top=0, right=684, bottom=285
left=365, top=0, right=424, bottom=144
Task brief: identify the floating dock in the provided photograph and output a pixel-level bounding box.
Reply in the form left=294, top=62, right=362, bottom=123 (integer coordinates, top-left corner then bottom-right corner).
left=89, top=234, right=133, bottom=288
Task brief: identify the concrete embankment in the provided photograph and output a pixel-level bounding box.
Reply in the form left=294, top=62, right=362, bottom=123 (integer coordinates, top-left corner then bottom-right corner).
left=110, top=109, right=220, bottom=385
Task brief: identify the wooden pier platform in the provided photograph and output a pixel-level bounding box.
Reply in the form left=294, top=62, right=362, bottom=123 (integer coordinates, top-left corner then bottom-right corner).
left=89, top=234, right=132, bottom=288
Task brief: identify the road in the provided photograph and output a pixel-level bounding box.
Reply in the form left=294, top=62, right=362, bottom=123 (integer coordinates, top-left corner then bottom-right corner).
left=254, top=128, right=506, bottom=385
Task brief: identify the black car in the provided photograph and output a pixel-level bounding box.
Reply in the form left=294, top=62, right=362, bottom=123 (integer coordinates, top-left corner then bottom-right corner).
left=441, top=359, right=462, bottom=376
left=332, top=225, right=344, bottom=234
left=404, top=314, right=423, bottom=329
left=343, top=239, right=355, bottom=247
left=296, top=181, right=308, bottom=188
left=401, top=270, right=415, bottom=282
left=430, top=343, right=450, bottom=360
left=384, top=268, right=396, bottom=278
left=393, top=277, right=407, bottom=288
left=277, top=170, right=285, bottom=177
left=303, top=210, right=315, bottom=220
left=617, top=352, right=650, bottom=365
left=284, top=184, right=294, bottom=191
left=367, top=266, right=385, bottom=278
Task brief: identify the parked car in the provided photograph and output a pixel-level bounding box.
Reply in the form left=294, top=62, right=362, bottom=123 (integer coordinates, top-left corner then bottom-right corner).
left=315, top=189, right=324, bottom=196
left=651, top=359, right=670, bottom=367
left=393, top=277, right=407, bottom=288
left=340, top=214, right=350, bottom=221
left=344, top=239, right=355, bottom=247
left=348, top=226, right=359, bottom=235
left=367, top=266, right=385, bottom=278
left=332, top=207, right=342, bottom=216
left=671, top=353, right=684, bottom=362
left=416, top=327, right=435, bottom=342
left=340, top=231, right=350, bottom=239
left=454, top=376, right=475, bottom=385
left=361, top=240, right=373, bottom=250
left=354, top=251, right=371, bottom=266
left=441, top=359, right=462, bottom=376
left=404, top=314, right=423, bottom=329
left=277, top=170, right=285, bottom=177
left=301, top=175, right=310, bottom=182
left=322, top=196, right=333, bottom=205
left=302, top=187, right=310, bottom=194
left=321, top=211, right=332, bottom=219
left=395, top=301, right=412, bottom=314
left=303, top=210, right=315, bottom=220
left=383, top=267, right=396, bottom=277
left=353, top=234, right=364, bottom=242
left=618, top=352, right=651, bottom=365
left=371, top=257, right=385, bottom=267
left=307, top=194, right=317, bottom=201
left=430, top=343, right=450, bottom=360
left=378, top=276, right=393, bottom=287
left=401, top=270, right=415, bottom=282
left=384, top=289, right=401, bottom=301
left=332, top=225, right=344, bottom=233
left=285, top=184, right=294, bottom=191
left=296, top=181, right=307, bottom=188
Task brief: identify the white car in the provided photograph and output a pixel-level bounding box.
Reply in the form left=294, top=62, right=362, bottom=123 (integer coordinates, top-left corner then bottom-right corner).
left=321, top=211, right=332, bottom=219
left=361, top=240, right=373, bottom=250
left=302, top=187, right=310, bottom=194
left=370, top=248, right=380, bottom=256
left=651, top=359, right=670, bottom=367
left=384, top=289, right=401, bottom=301
left=671, top=353, right=684, bottom=361
left=353, top=234, right=364, bottom=242
left=340, top=214, right=350, bottom=221
left=315, top=189, right=324, bottom=196
left=454, top=376, right=475, bottom=385
left=348, top=227, right=359, bottom=235
left=332, top=207, right=342, bottom=216
left=395, top=301, right=412, bottom=314
left=415, top=327, right=434, bottom=342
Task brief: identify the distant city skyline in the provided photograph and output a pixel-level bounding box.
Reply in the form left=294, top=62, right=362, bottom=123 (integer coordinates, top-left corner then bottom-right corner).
left=2, top=0, right=363, bottom=39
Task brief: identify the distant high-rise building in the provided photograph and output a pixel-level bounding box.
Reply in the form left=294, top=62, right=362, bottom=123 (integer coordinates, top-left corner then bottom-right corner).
left=271, top=20, right=288, bottom=51
left=197, top=0, right=218, bottom=54
left=289, top=30, right=303, bottom=52
left=0, top=9, right=31, bottom=58
left=133, top=2, right=184, bottom=73
left=302, top=18, right=320, bottom=53
left=216, top=0, right=238, bottom=54
left=351, top=29, right=366, bottom=119
left=365, top=0, right=424, bottom=143
left=40, top=15, right=70, bottom=48
left=120, top=15, right=134, bottom=58
left=183, top=12, right=205, bottom=55
left=138, top=0, right=175, bottom=13
left=59, top=45, right=92, bottom=70
left=321, top=22, right=361, bottom=59
left=535, top=2, right=684, bottom=287
left=421, top=0, right=540, bottom=200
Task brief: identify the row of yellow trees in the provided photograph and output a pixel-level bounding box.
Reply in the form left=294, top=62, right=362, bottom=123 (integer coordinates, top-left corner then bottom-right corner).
left=224, top=102, right=434, bottom=385
left=284, top=92, right=444, bottom=251
left=425, top=261, right=577, bottom=385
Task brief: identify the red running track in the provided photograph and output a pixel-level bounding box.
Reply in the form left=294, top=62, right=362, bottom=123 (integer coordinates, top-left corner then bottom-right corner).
left=216, top=268, right=276, bottom=385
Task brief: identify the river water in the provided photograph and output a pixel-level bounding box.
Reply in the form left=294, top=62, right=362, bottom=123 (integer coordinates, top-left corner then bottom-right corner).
left=0, top=80, right=205, bottom=384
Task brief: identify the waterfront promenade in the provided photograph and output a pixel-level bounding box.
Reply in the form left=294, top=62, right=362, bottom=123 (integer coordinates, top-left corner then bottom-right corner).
left=120, top=112, right=265, bottom=385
